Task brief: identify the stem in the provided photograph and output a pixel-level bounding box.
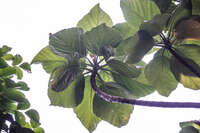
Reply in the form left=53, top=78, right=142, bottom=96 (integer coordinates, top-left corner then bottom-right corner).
left=90, top=68, right=200, bottom=108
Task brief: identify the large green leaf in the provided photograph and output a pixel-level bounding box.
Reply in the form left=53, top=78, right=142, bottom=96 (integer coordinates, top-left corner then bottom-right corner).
left=117, top=30, right=155, bottom=63
left=144, top=56, right=178, bottom=96
left=151, top=0, right=172, bottom=13
left=167, top=2, right=191, bottom=32
left=49, top=28, right=86, bottom=58
left=4, top=89, right=25, bottom=102
left=17, top=98, right=30, bottom=110
left=74, top=77, right=101, bottom=133
left=140, top=14, right=170, bottom=36
left=107, top=59, right=141, bottom=78
left=48, top=74, right=84, bottom=108
left=93, top=82, right=133, bottom=127
left=112, top=73, right=155, bottom=98
left=170, top=44, right=200, bottom=90
left=113, top=22, right=137, bottom=40
left=31, top=46, right=66, bottom=73
left=77, top=3, right=113, bottom=32
left=120, top=0, right=160, bottom=28
left=48, top=59, right=81, bottom=92
left=83, top=24, right=122, bottom=55
left=0, top=66, right=16, bottom=77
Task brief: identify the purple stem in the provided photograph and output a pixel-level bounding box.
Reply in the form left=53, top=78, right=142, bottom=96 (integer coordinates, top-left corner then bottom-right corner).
left=91, top=69, right=200, bottom=108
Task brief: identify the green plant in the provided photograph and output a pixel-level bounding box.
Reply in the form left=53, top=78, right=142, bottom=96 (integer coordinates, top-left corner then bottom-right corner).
left=32, top=0, right=200, bottom=132
left=0, top=45, right=44, bottom=133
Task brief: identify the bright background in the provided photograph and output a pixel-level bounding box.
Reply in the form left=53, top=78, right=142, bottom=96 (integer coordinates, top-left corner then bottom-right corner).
left=0, top=0, right=200, bottom=133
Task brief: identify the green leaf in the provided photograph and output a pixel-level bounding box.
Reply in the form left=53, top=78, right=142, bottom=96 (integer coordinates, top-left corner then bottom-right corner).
left=15, top=111, right=26, bottom=126
left=0, top=45, right=12, bottom=56
left=83, top=24, right=122, bottom=55
left=77, top=3, right=113, bottom=32
left=0, top=58, right=8, bottom=68
left=20, top=62, right=31, bottom=73
left=170, top=44, right=200, bottom=90
left=48, top=74, right=84, bottom=108
left=30, top=119, right=40, bottom=128
left=14, top=66, right=23, bottom=79
left=49, top=28, right=86, bottom=58
left=31, top=46, right=66, bottom=73
left=93, top=82, right=133, bottom=127
left=12, top=54, right=23, bottom=66
left=17, top=98, right=30, bottom=110
left=34, top=127, right=45, bottom=133
left=107, top=59, right=141, bottom=78
left=2, top=54, right=14, bottom=60
left=118, top=30, right=155, bottom=63
left=113, top=22, right=137, bottom=40
left=152, top=0, right=172, bottom=13
left=140, top=14, right=170, bottom=36
left=191, top=0, right=200, bottom=15
left=15, top=81, right=30, bottom=91
left=120, top=0, right=160, bottom=28
left=25, top=109, right=40, bottom=124
left=180, top=126, right=199, bottom=133
left=48, top=59, right=81, bottom=92
left=144, top=56, right=178, bottom=96
left=167, top=2, right=191, bottom=32
left=0, top=66, right=16, bottom=77
left=112, top=73, right=155, bottom=98
left=4, top=89, right=25, bottom=102
left=74, top=77, right=101, bottom=132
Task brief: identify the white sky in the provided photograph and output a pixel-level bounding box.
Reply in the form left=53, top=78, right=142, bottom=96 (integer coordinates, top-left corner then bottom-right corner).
left=0, top=0, right=200, bottom=133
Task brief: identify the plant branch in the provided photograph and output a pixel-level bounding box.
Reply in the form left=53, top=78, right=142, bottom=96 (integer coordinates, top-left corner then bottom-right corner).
left=90, top=68, right=200, bottom=108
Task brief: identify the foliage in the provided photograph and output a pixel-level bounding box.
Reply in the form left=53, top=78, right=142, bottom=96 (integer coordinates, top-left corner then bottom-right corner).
left=32, top=0, right=200, bottom=132
left=0, top=45, right=44, bottom=133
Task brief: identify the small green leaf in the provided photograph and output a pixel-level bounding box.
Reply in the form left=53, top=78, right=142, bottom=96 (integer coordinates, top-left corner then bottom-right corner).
left=48, top=74, right=84, bottom=108
left=0, top=58, right=8, bottom=68
left=0, top=67, right=16, bottom=77
left=113, top=22, right=137, bottom=40
left=77, top=3, right=113, bottom=32
left=2, top=54, right=14, bottom=60
left=15, top=81, right=30, bottom=91
left=14, top=66, right=23, bottom=79
left=191, top=0, right=200, bottom=15
left=31, top=46, right=66, bottom=73
left=120, top=0, right=160, bottom=28
left=4, top=89, right=25, bottom=102
left=12, top=54, right=23, bottom=66
left=83, top=24, right=122, bottom=55
left=17, top=99, right=30, bottom=110
left=170, top=44, right=200, bottom=90
left=107, top=59, right=141, bottom=78
left=15, top=111, right=26, bottom=126
left=93, top=82, right=133, bottom=127
left=140, top=14, right=170, bottom=36
left=49, top=28, right=86, bottom=58
left=0, top=45, right=12, bottom=56
left=74, top=77, right=101, bottom=132
left=112, top=73, right=155, bottom=98
left=145, top=56, right=178, bottom=96
left=20, top=62, right=31, bottom=73
left=25, top=109, right=40, bottom=124
left=34, top=127, right=45, bottom=133
left=30, top=119, right=40, bottom=128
